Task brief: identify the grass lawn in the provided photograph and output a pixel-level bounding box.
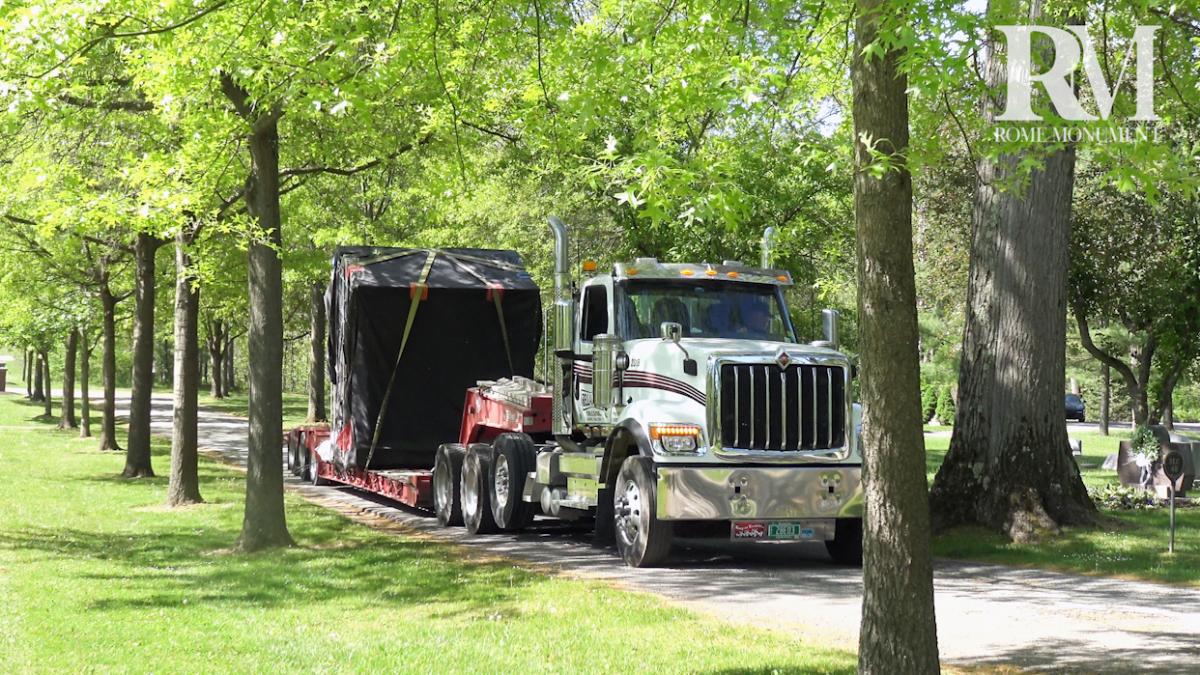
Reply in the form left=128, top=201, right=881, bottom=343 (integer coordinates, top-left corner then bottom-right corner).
left=0, top=394, right=854, bottom=674
left=924, top=427, right=1200, bottom=586
left=199, top=389, right=311, bottom=430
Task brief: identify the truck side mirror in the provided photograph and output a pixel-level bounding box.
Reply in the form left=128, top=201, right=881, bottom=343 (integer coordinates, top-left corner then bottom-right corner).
left=660, top=322, right=697, bottom=375
left=660, top=321, right=682, bottom=342
left=811, top=309, right=839, bottom=349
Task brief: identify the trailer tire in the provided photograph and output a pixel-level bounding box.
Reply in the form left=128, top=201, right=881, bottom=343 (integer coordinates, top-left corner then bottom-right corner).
left=309, top=451, right=331, bottom=487
left=461, top=444, right=499, bottom=535
left=490, top=434, right=536, bottom=531
left=433, top=443, right=466, bottom=527
left=286, top=432, right=300, bottom=475
left=613, top=456, right=672, bottom=567
left=825, top=518, right=863, bottom=566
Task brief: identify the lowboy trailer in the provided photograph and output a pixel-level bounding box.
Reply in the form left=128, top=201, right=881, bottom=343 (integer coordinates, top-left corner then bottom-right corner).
left=288, top=219, right=864, bottom=567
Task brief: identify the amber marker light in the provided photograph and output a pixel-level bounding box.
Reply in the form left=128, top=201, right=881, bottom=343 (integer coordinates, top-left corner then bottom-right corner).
left=680, top=269, right=695, bottom=276
left=776, top=274, right=789, bottom=282
left=705, top=268, right=718, bottom=276
left=649, top=424, right=701, bottom=439
left=626, top=267, right=639, bottom=276
left=726, top=271, right=739, bottom=278
left=649, top=423, right=701, bottom=454
left=582, top=260, right=598, bottom=272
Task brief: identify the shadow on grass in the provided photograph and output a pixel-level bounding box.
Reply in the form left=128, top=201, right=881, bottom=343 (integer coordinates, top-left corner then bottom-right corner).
left=0, top=519, right=546, bottom=617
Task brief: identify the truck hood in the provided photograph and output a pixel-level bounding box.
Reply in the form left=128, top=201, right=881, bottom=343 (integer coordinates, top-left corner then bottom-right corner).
left=625, top=337, right=847, bottom=368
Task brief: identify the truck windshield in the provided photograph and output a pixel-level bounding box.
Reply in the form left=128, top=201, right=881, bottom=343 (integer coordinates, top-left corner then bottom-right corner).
left=617, top=279, right=795, bottom=342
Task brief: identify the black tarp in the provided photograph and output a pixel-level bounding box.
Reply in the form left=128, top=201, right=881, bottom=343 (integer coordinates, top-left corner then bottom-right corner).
left=326, top=247, right=542, bottom=469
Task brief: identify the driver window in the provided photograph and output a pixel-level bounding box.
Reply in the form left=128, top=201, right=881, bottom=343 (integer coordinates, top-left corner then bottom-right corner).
left=580, top=285, right=608, bottom=341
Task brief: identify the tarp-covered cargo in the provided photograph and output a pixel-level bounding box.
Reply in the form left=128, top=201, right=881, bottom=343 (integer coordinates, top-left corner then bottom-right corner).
left=326, top=247, right=542, bottom=470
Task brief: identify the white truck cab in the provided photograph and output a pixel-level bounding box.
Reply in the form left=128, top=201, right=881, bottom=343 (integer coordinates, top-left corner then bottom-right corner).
left=542, top=217, right=864, bottom=566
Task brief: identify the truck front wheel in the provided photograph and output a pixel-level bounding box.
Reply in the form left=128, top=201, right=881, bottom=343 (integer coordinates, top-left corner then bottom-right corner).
left=825, top=518, right=863, bottom=566
left=461, top=444, right=499, bottom=535
left=613, top=457, right=672, bottom=567
left=433, top=443, right=465, bottom=527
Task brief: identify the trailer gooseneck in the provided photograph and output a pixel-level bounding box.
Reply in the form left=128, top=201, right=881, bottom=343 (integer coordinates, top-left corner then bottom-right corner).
left=288, top=219, right=864, bottom=567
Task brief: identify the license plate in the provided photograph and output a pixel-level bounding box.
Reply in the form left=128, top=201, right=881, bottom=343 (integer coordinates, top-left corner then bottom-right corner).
left=731, top=520, right=817, bottom=541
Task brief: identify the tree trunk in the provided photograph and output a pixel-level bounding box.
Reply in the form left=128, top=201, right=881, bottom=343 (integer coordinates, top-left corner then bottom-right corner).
left=168, top=228, right=203, bottom=506
left=80, top=330, right=92, bottom=438
left=59, top=331, right=78, bottom=429
left=930, top=6, right=1095, bottom=540
left=98, top=282, right=121, bottom=451
left=308, top=282, right=326, bottom=422
left=41, top=351, right=52, bottom=419
left=124, top=231, right=162, bottom=478
left=851, top=2, right=940, bottom=671
left=31, top=350, right=45, bottom=402
left=224, top=337, right=235, bottom=395
left=21, top=348, right=29, bottom=394
left=1099, top=363, right=1110, bottom=436
left=221, top=72, right=293, bottom=550
left=207, top=319, right=224, bottom=398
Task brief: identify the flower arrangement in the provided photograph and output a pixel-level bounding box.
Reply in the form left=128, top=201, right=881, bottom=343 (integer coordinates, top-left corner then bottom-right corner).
left=1128, top=426, right=1162, bottom=488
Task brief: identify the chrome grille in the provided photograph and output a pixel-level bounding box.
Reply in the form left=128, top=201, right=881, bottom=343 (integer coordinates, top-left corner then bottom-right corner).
left=719, top=363, right=845, bottom=451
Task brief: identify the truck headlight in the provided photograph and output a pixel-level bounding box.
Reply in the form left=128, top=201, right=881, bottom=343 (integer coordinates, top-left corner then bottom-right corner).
left=649, top=424, right=701, bottom=454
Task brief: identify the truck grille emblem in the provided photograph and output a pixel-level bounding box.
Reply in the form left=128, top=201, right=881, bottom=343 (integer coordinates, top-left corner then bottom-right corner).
left=775, top=351, right=791, bottom=369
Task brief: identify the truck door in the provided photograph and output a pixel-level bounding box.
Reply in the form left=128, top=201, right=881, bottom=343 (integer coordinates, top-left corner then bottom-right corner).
left=575, top=281, right=611, bottom=424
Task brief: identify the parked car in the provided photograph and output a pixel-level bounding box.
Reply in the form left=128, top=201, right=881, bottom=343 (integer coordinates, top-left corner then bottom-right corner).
left=1065, top=394, right=1086, bottom=422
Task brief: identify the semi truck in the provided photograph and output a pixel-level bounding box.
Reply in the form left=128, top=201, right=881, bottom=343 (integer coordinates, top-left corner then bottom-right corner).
left=288, top=217, right=864, bottom=567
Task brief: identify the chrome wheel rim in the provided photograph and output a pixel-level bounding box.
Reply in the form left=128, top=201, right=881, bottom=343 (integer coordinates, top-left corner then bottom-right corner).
left=461, top=456, right=479, bottom=522
left=434, top=456, right=451, bottom=515
left=614, top=478, right=642, bottom=548
left=494, top=454, right=510, bottom=510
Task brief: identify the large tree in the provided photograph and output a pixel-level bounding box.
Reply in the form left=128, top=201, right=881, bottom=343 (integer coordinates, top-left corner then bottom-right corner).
left=929, top=4, right=1095, bottom=540
left=851, top=0, right=940, bottom=671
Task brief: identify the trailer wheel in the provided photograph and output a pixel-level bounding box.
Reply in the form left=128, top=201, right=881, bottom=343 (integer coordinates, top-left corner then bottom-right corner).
left=461, top=444, right=499, bottom=535
left=490, top=434, right=536, bottom=531
left=286, top=432, right=299, bottom=475
left=825, top=518, right=863, bottom=566
left=613, top=456, right=672, bottom=567
left=309, top=451, right=331, bottom=487
left=433, top=443, right=465, bottom=527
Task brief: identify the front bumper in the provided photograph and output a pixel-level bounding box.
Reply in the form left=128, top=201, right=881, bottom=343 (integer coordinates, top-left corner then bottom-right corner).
left=655, top=465, right=863, bottom=521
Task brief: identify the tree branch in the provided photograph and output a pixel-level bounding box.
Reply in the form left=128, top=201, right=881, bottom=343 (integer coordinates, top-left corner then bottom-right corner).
left=57, top=94, right=153, bottom=112
left=1074, top=308, right=1139, bottom=392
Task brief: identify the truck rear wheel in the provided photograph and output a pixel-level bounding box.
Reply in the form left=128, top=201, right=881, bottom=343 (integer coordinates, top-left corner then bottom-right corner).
left=613, top=456, right=672, bottom=567
left=461, top=444, right=499, bottom=535
left=433, top=443, right=465, bottom=527
left=490, top=434, right=536, bottom=531
left=825, top=518, right=863, bottom=566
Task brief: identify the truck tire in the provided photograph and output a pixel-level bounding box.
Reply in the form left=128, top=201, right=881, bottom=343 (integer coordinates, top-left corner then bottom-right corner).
left=825, top=518, right=863, bottom=566
left=433, top=443, right=465, bottom=527
left=613, top=456, right=672, bottom=567
left=461, top=444, right=499, bottom=535
left=490, top=434, right=536, bottom=531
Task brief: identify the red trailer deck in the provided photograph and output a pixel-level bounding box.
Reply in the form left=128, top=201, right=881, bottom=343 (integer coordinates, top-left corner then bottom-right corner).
left=288, top=378, right=552, bottom=510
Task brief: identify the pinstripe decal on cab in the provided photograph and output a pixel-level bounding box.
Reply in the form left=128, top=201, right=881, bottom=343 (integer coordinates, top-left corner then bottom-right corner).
left=572, top=363, right=706, bottom=406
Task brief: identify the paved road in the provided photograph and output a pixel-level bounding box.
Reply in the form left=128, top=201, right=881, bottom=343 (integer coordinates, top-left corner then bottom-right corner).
left=109, top=393, right=1199, bottom=672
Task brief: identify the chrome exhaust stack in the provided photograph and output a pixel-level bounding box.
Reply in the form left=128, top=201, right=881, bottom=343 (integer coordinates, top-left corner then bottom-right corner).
left=549, top=216, right=574, bottom=352
left=548, top=216, right=575, bottom=436
left=760, top=226, right=777, bottom=268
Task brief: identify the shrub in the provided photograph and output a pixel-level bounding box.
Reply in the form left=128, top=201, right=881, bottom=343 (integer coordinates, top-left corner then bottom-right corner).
left=1089, top=483, right=1159, bottom=510
left=920, top=384, right=938, bottom=423
left=935, top=385, right=956, bottom=425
